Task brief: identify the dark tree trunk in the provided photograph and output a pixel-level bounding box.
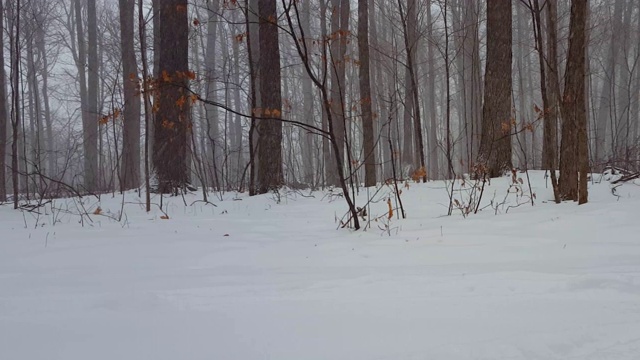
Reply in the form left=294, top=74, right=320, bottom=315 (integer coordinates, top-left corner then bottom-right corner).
left=255, top=0, right=283, bottom=193
left=478, top=0, right=513, bottom=178
left=531, top=0, right=560, bottom=203
left=544, top=0, right=559, bottom=171
left=119, top=0, right=141, bottom=190
left=87, top=0, right=99, bottom=191
left=328, top=0, right=349, bottom=186
left=426, top=0, right=439, bottom=180
left=559, top=0, right=589, bottom=204
left=154, top=0, right=191, bottom=193
left=358, top=0, right=376, bottom=187
left=12, top=0, right=21, bottom=208
left=0, top=0, right=7, bottom=201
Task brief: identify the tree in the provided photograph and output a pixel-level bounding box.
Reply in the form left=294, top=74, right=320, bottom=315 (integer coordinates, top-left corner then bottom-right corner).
left=559, top=0, right=589, bottom=204
left=358, top=0, right=376, bottom=187
left=154, top=0, right=191, bottom=193
left=87, top=0, right=99, bottom=190
left=544, top=0, right=559, bottom=173
left=425, top=0, right=439, bottom=180
left=528, top=0, right=560, bottom=203
left=72, top=0, right=96, bottom=192
left=119, top=0, right=141, bottom=190
left=453, top=0, right=482, bottom=174
left=204, top=0, right=221, bottom=190
left=478, top=0, right=513, bottom=178
left=328, top=0, right=350, bottom=186
left=11, top=0, right=21, bottom=208
left=255, top=0, right=283, bottom=193
left=398, top=0, right=426, bottom=182
left=0, top=0, right=8, bottom=201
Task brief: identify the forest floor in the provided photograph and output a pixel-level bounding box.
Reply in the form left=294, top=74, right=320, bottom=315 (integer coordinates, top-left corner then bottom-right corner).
left=1, top=171, right=640, bottom=360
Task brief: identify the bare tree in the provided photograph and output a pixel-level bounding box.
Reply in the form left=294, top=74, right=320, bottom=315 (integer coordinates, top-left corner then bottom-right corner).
left=358, top=0, right=376, bottom=187
left=559, top=0, right=589, bottom=204
left=11, top=0, right=22, bottom=208
left=398, top=0, right=426, bottom=181
left=87, top=0, right=99, bottom=190
left=119, top=0, right=141, bottom=190
left=0, top=0, right=8, bottom=201
left=478, top=0, right=513, bottom=177
left=425, top=0, right=439, bottom=180
left=328, top=0, right=350, bottom=186
left=154, top=0, right=191, bottom=193
left=527, top=0, right=560, bottom=203
left=255, top=0, right=283, bottom=193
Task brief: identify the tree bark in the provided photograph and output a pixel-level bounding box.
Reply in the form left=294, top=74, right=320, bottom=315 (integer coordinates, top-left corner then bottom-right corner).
left=87, top=0, right=99, bottom=191
left=154, top=0, right=191, bottom=192
left=255, top=0, right=283, bottom=193
left=531, top=0, right=560, bottom=203
left=12, top=0, right=21, bottom=208
left=205, top=0, right=221, bottom=190
left=426, top=0, right=439, bottom=180
left=328, top=0, right=349, bottom=186
left=300, top=0, right=315, bottom=186
left=0, top=0, right=7, bottom=201
left=544, top=0, right=559, bottom=171
left=119, top=0, right=141, bottom=190
left=358, top=0, right=376, bottom=187
left=478, top=0, right=513, bottom=178
left=559, top=0, right=589, bottom=204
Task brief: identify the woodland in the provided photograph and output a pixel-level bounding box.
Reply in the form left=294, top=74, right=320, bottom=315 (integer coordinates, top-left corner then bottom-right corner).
left=0, top=0, right=635, bottom=226
left=4, top=2, right=640, bottom=358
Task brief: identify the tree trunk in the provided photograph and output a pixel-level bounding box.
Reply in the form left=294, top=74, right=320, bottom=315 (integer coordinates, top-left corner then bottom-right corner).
left=154, top=0, right=191, bottom=193
left=73, top=0, right=92, bottom=192
left=544, top=0, right=559, bottom=171
left=255, top=0, right=283, bottom=193
left=426, top=0, right=439, bottom=180
left=615, top=0, right=633, bottom=163
left=119, top=0, right=141, bottom=190
left=299, top=0, right=315, bottom=187
left=12, top=0, right=21, bottom=208
left=328, top=0, right=349, bottom=186
left=399, top=0, right=416, bottom=172
left=205, top=0, right=221, bottom=190
left=0, top=0, right=7, bottom=201
left=231, top=11, right=243, bottom=187
left=478, top=0, right=513, bottom=178
left=453, top=0, right=482, bottom=174
left=531, top=0, right=560, bottom=203
left=87, top=0, right=99, bottom=191
left=247, top=0, right=260, bottom=193
left=319, top=0, right=332, bottom=186
left=559, top=0, right=589, bottom=204
left=358, top=0, right=376, bottom=187
left=632, top=2, right=640, bottom=168
left=515, top=1, right=529, bottom=168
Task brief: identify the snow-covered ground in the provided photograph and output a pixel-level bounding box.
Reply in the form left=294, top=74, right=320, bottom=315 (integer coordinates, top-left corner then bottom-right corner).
left=1, top=172, right=640, bottom=360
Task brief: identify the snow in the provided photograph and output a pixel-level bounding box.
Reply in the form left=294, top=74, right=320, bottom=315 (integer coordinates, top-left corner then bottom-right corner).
left=1, top=172, right=640, bottom=359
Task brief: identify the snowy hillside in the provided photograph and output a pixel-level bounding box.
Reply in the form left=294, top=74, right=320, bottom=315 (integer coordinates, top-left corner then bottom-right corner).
left=1, top=172, right=640, bottom=360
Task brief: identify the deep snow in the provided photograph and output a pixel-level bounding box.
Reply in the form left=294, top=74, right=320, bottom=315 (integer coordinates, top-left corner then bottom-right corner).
left=1, top=172, right=640, bottom=359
